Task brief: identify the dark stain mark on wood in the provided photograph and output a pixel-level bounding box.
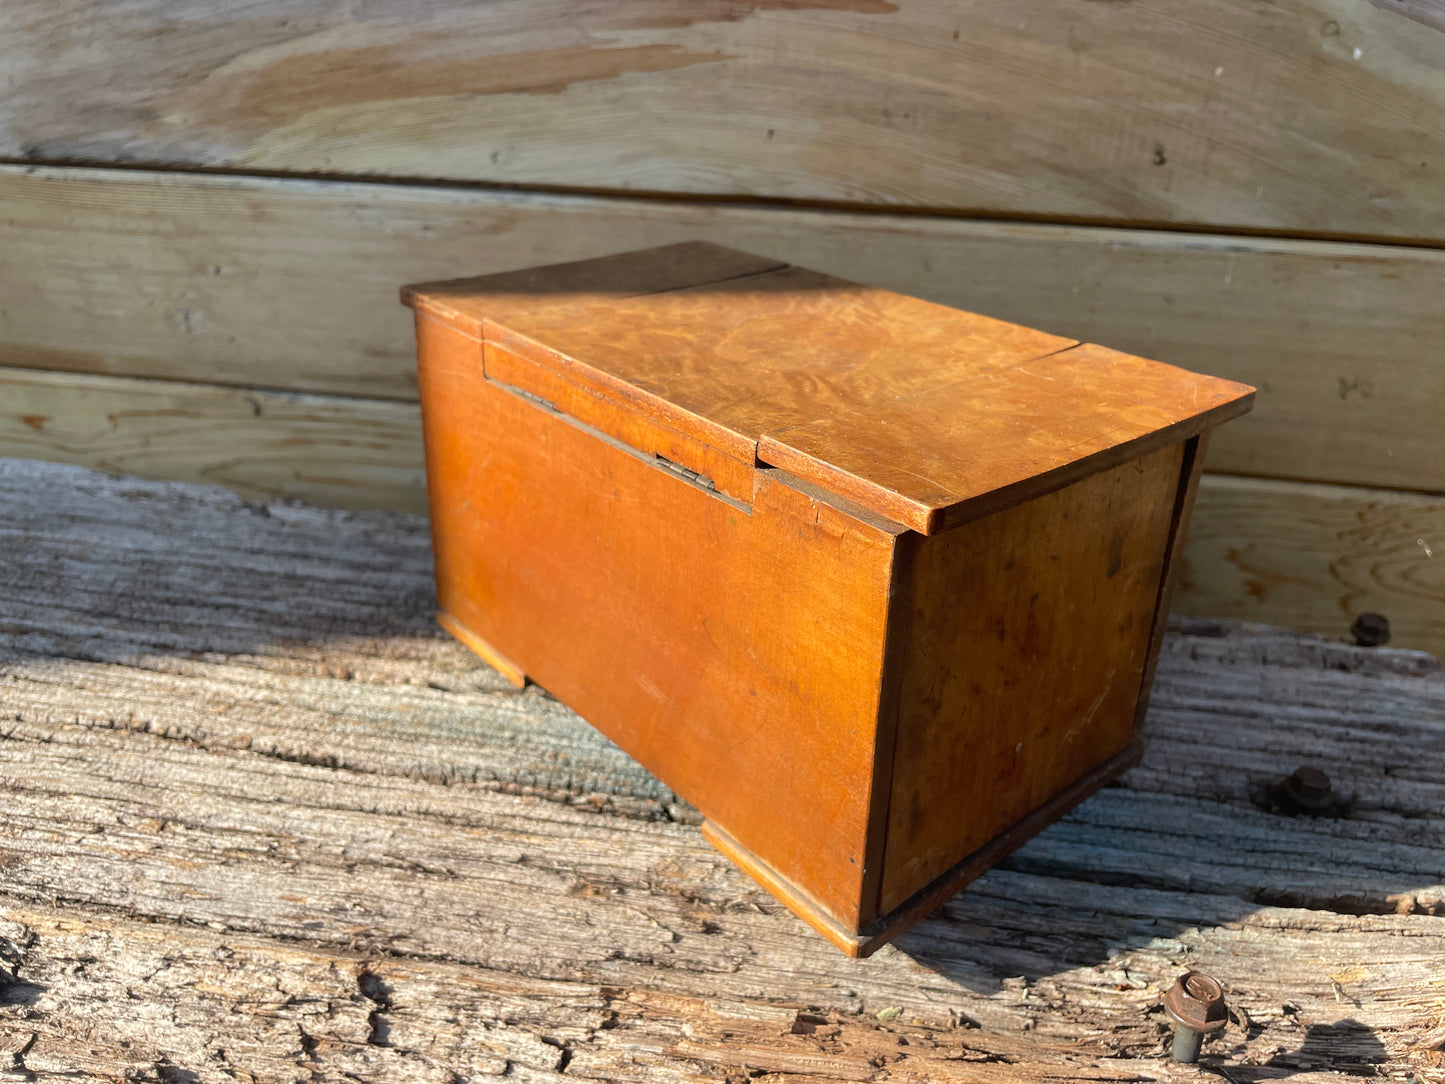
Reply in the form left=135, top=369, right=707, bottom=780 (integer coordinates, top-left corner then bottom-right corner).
left=0, top=344, right=109, bottom=378
left=1338, top=376, right=1374, bottom=400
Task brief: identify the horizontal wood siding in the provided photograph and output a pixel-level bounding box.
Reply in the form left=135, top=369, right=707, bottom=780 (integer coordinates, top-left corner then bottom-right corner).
left=1179, top=475, right=1445, bottom=659
left=1, top=2, right=1443, bottom=240
left=0, top=367, right=427, bottom=514
left=4, top=365, right=1441, bottom=658
left=3, top=166, right=1443, bottom=495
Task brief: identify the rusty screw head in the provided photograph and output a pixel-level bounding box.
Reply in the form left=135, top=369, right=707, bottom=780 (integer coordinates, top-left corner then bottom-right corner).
left=1281, top=766, right=1334, bottom=812
left=1162, top=971, right=1228, bottom=1063
left=1350, top=612, right=1391, bottom=647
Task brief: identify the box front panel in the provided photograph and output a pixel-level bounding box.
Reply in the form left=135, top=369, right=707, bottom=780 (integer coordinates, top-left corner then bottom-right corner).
left=415, top=315, right=901, bottom=928
left=880, top=442, right=1185, bottom=914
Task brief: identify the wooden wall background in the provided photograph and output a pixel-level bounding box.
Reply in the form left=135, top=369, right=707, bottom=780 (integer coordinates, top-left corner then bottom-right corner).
left=1, top=0, right=1442, bottom=655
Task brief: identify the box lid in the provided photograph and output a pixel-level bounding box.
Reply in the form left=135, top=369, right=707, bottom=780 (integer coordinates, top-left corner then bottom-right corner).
left=403, top=242, right=1253, bottom=534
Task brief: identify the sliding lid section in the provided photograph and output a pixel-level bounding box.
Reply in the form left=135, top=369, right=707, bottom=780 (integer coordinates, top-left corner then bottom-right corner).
left=403, top=242, right=1255, bottom=533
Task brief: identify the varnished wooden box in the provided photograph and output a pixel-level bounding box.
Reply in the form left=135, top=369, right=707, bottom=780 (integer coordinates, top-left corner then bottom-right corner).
left=402, top=243, right=1254, bottom=956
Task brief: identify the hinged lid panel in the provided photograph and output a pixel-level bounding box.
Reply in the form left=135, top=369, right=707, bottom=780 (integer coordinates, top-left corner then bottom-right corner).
left=404, top=242, right=1254, bottom=532
left=483, top=340, right=757, bottom=504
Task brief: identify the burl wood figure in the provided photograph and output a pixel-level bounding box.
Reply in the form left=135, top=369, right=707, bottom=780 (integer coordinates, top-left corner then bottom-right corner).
left=401, top=242, right=1254, bottom=956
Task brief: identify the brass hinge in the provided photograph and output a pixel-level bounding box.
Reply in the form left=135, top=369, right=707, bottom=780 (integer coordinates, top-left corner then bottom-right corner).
left=654, top=454, right=717, bottom=492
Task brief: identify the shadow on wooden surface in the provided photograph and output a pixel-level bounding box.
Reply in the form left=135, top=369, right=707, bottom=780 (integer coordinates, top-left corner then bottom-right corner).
left=2, top=457, right=1443, bottom=1082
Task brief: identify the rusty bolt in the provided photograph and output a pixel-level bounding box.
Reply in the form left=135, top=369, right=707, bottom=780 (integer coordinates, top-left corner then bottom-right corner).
left=1350, top=612, right=1391, bottom=647
left=1162, top=971, right=1228, bottom=1063
left=1281, top=766, right=1334, bottom=813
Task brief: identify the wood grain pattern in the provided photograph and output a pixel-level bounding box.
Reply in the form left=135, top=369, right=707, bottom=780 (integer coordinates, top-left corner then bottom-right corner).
left=4, top=165, right=1440, bottom=495
left=761, top=343, right=1248, bottom=534
left=4, top=366, right=1443, bottom=659
left=0, top=365, right=427, bottom=513
left=2, top=2, right=1443, bottom=239
left=404, top=242, right=789, bottom=339
left=409, top=249, right=1244, bottom=947
left=415, top=315, right=904, bottom=928
left=412, top=246, right=1250, bottom=533
left=1179, top=473, right=1445, bottom=656
left=3, top=457, right=1443, bottom=1081
left=482, top=341, right=759, bottom=505
left=881, top=444, right=1183, bottom=913
left=413, top=251, right=1077, bottom=481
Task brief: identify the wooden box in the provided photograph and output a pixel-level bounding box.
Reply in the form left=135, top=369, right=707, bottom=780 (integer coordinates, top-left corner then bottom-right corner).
left=401, top=243, right=1254, bottom=956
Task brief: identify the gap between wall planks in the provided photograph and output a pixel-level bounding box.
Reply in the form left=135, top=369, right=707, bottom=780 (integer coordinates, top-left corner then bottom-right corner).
left=3, top=166, right=1444, bottom=497
left=3, top=365, right=1443, bottom=661
left=1, top=0, right=1443, bottom=242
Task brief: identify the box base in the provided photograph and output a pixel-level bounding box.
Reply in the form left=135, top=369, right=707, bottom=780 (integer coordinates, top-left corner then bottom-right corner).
left=438, top=609, right=527, bottom=688
left=703, top=737, right=1147, bottom=958
left=438, top=608, right=1146, bottom=956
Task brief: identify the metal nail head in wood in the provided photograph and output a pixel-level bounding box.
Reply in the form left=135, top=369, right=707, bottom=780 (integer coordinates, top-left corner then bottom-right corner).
left=1350, top=611, right=1391, bottom=647
left=1282, top=766, right=1334, bottom=813
left=1162, top=971, right=1228, bottom=1063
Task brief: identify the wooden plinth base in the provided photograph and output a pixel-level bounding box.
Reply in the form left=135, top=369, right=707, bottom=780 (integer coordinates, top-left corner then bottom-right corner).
left=438, top=609, right=527, bottom=688
left=704, top=737, right=1148, bottom=958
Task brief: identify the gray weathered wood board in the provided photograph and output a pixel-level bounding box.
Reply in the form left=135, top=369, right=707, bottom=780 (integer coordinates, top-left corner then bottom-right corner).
left=2, top=2, right=1443, bottom=240
left=2, top=457, right=1443, bottom=1083
left=6, top=165, right=1445, bottom=495
left=7, top=367, right=1445, bottom=659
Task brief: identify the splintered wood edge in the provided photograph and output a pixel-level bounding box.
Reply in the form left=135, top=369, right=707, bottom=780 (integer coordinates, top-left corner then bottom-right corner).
left=437, top=609, right=527, bottom=688
left=705, top=738, right=1148, bottom=958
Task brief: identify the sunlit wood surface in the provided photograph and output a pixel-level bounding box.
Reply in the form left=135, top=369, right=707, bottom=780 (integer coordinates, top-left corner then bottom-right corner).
left=2, top=457, right=1442, bottom=1082
left=3, top=1, right=1442, bottom=241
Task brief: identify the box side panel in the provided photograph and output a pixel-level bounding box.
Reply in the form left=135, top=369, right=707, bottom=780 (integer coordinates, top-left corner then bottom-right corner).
left=415, top=315, right=899, bottom=929
left=1134, top=433, right=1208, bottom=729
left=879, top=442, right=1185, bottom=914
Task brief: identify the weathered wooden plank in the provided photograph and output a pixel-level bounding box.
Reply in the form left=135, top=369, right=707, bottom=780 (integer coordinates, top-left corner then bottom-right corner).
left=6, top=366, right=1445, bottom=658
left=2, top=2, right=1443, bottom=240
left=0, top=905, right=1431, bottom=1084
left=7, top=642, right=1443, bottom=924
left=1, top=458, right=1442, bottom=1082
left=4, top=166, right=1444, bottom=494
left=1178, top=474, right=1445, bottom=660
left=0, top=365, right=427, bottom=513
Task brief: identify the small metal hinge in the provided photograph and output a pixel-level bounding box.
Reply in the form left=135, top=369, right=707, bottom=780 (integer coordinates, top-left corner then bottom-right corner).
left=513, top=387, right=558, bottom=413
left=654, top=454, right=717, bottom=491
